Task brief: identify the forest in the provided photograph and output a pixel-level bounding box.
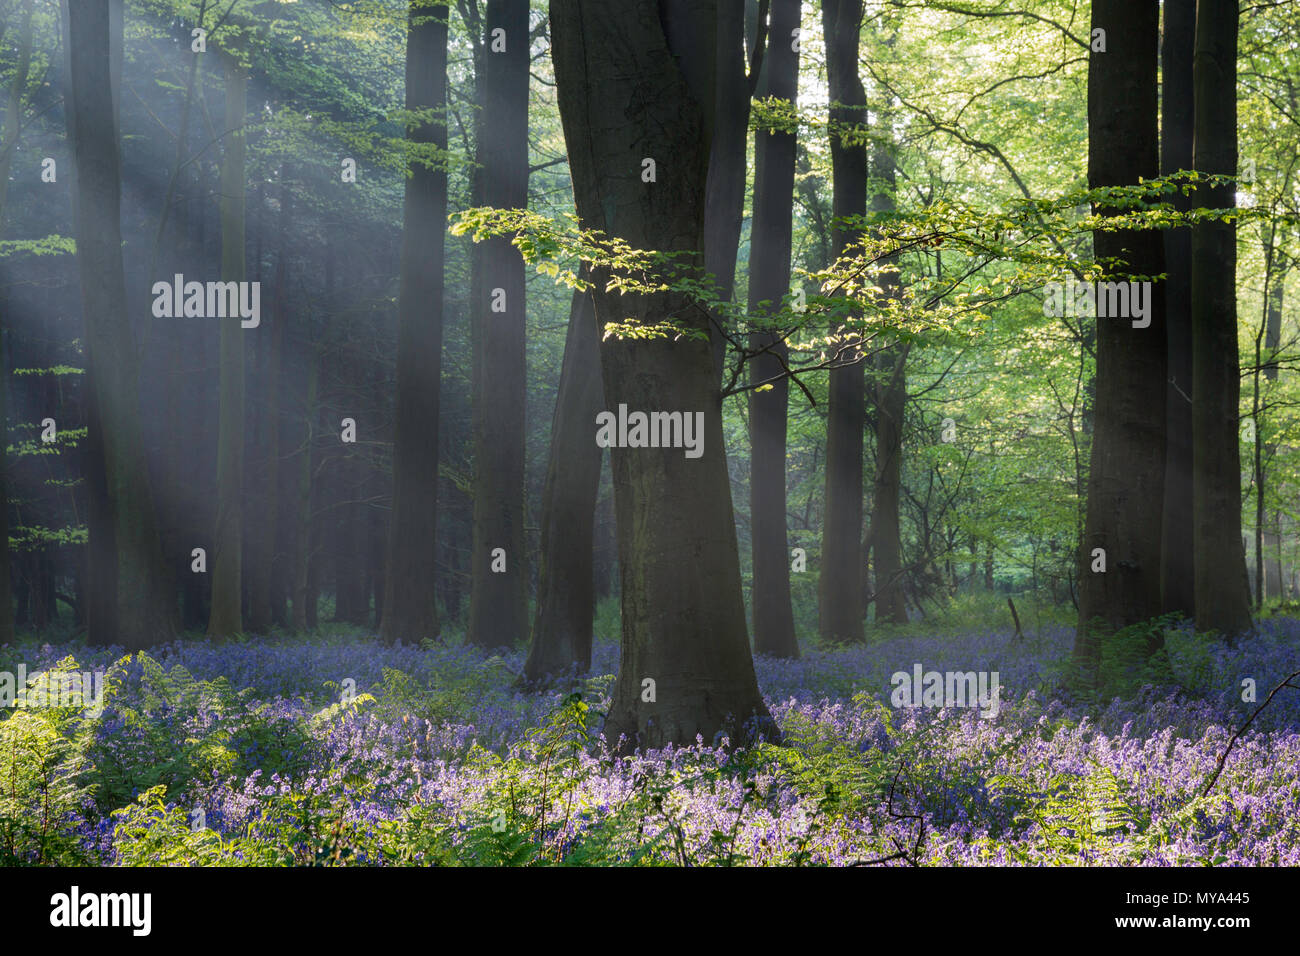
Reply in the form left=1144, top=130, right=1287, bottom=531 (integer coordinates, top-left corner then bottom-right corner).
left=0, top=0, right=1297, bottom=875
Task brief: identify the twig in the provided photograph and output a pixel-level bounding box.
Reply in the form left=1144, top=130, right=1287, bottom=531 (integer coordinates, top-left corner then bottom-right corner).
left=1202, top=669, right=1300, bottom=797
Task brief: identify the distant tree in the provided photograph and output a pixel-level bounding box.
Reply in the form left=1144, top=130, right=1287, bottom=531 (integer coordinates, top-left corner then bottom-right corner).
left=208, top=46, right=248, bottom=638
left=382, top=1, right=449, bottom=645
left=524, top=278, right=602, bottom=683
left=67, top=0, right=173, bottom=647
left=467, top=0, right=529, bottom=649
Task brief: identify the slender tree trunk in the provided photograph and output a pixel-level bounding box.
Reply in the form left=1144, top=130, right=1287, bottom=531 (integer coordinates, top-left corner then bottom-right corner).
left=818, top=0, right=867, bottom=644
left=871, top=346, right=909, bottom=623
left=246, top=184, right=276, bottom=635
left=524, top=278, right=603, bottom=683
left=467, top=0, right=529, bottom=650
left=208, top=54, right=247, bottom=637
left=382, top=2, right=449, bottom=644
left=1191, top=0, right=1251, bottom=638
left=291, top=353, right=318, bottom=632
left=68, top=0, right=173, bottom=648
left=1073, top=0, right=1167, bottom=668
left=869, top=112, right=908, bottom=626
left=550, top=0, right=778, bottom=751
left=705, top=0, right=751, bottom=379
left=747, top=0, right=800, bottom=659
left=0, top=319, right=11, bottom=644
left=1159, top=0, right=1196, bottom=619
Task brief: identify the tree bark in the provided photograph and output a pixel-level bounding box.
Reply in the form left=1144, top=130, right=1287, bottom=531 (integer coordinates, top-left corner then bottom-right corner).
left=524, top=278, right=603, bottom=683
left=382, top=2, right=449, bottom=645
left=550, top=0, right=778, bottom=751
left=868, top=109, right=908, bottom=626
left=1159, top=0, right=1196, bottom=619
left=68, top=0, right=173, bottom=648
left=1190, top=0, right=1251, bottom=638
left=0, top=0, right=35, bottom=644
left=207, top=53, right=248, bottom=638
left=747, top=0, right=800, bottom=659
left=818, top=0, right=867, bottom=644
left=1073, top=0, right=1168, bottom=668
left=467, top=0, right=529, bottom=649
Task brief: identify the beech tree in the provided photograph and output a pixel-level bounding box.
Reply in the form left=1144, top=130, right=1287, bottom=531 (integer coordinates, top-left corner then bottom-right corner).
left=818, top=0, right=868, bottom=644
left=1074, top=0, right=1167, bottom=664
left=467, top=0, right=529, bottom=649
left=207, top=46, right=248, bottom=638
left=382, top=1, right=449, bottom=645
left=747, top=0, right=800, bottom=659
left=1191, top=0, right=1252, bottom=637
left=67, top=0, right=172, bottom=647
left=549, top=0, right=777, bottom=750
left=1160, top=0, right=1196, bottom=620
left=524, top=278, right=602, bottom=683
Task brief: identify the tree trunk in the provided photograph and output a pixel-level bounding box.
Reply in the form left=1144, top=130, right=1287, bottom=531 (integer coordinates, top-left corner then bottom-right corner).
left=67, top=0, right=173, bottom=648
left=246, top=184, right=279, bottom=635
left=467, top=0, right=529, bottom=650
left=705, top=0, right=750, bottom=379
left=868, top=112, right=908, bottom=626
left=381, top=3, right=449, bottom=644
left=524, top=279, right=603, bottom=683
left=1190, top=0, right=1251, bottom=638
left=0, top=0, right=34, bottom=644
left=1073, top=0, right=1167, bottom=668
left=208, top=54, right=248, bottom=638
left=817, top=0, right=867, bottom=644
left=550, top=0, right=778, bottom=751
left=871, top=346, right=909, bottom=624
left=747, top=0, right=800, bottom=659
left=1259, top=262, right=1285, bottom=603
left=291, top=343, right=319, bottom=631
left=1159, top=0, right=1196, bottom=619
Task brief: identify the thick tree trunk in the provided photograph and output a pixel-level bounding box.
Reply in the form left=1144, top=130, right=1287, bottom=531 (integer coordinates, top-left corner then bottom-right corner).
left=524, top=279, right=603, bottom=683
left=550, top=0, right=777, bottom=751
left=0, top=0, right=34, bottom=643
left=68, top=0, right=173, bottom=648
left=1073, top=0, right=1167, bottom=667
left=817, top=0, right=867, bottom=644
left=1190, top=0, right=1251, bottom=638
left=467, top=0, right=529, bottom=649
left=382, top=2, right=449, bottom=645
left=208, top=55, right=248, bottom=638
left=747, top=0, right=800, bottom=659
left=1159, top=0, right=1196, bottom=620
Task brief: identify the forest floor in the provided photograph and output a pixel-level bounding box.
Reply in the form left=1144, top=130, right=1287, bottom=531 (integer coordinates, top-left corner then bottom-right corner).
left=2, top=612, right=1298, bottom=866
